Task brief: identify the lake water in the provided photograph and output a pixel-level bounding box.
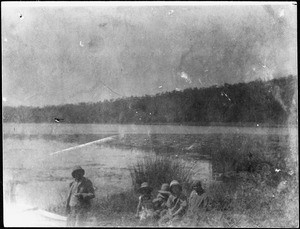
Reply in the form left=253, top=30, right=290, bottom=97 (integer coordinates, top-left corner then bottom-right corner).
left=3, top=123, right=296, bottom=135
left=3, top=136, right=156, bottom=207
left=3, top=123, right=297, bottom=211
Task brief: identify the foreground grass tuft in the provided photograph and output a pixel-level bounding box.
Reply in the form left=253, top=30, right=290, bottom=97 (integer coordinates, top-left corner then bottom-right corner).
left=129, top=155, right=194, bottom=194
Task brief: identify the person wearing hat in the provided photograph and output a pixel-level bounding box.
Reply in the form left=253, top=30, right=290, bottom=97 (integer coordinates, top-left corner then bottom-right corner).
left=159, top=180, right=187, bottom=226
left=135, top=182, right=155, bottom=223
left=153, top=183, right=171, bottom=220
left=187, top=180, right=212, bottom=219
left=66, top=166, right=95, bottom=226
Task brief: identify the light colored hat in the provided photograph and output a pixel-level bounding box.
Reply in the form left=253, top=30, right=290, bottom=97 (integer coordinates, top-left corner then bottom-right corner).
left=170, top=180, right=182, bottom=192
left=158, top=183, right=171, bottom=194
left=71, top=165, right=85, bottom=177
left=138, top=182, right=153, bottom=193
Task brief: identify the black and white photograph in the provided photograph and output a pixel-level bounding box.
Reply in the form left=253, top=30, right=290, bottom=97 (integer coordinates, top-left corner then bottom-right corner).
left=2, top=1, right=298, bottom=227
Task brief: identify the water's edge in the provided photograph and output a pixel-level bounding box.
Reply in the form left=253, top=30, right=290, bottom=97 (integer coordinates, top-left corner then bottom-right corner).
left=3, top=123, right=296, bottom=135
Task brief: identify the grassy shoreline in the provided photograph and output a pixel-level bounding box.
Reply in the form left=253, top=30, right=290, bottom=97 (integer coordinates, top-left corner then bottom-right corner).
left=4, top=131, right=298, bottom=227
left=46, top=156, right=297, bottom=227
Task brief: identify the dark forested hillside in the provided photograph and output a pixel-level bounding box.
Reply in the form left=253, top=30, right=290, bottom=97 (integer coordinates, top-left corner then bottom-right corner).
left=2, top=75, right=297, bottom=126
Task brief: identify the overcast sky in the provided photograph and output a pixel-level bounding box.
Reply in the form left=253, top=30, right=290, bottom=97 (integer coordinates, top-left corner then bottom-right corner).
left=2, top=2, right=297, bottom=107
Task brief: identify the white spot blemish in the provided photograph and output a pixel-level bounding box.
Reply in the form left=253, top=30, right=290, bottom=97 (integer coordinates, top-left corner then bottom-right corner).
left=168, top=10, right=174, bottom=15
left=175, top=88, right=181, bottom=91
left=180, top=71, right=192, bottom=83
left=3, top=97, right=7, bottom=102
left=4, top=38, right=8, bottom=42
left=158, top=85, right=163, bottom=89
left=262, top=65, right=267, bottom=68
left=279, top=9, right=285, bottom=18
left=79, top=41, right=84, bottom=47
left=256, top=124, right=259, bottom=127
left=223, top=93, right=231, bottom=101
left=252, top=67, right=256, bottom=71
left=275, top=169, right=281, bottom=172
left=204, top=69, right=208, bottom=72
left=198, top=78, right=203, bottom=85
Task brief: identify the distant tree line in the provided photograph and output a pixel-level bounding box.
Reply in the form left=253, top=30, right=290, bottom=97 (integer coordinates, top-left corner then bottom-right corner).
left=2, top=75, right=297, bottom=126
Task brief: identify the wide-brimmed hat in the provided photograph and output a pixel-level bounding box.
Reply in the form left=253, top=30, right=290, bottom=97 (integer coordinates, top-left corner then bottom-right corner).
left=170, top=180, right=182, bottom=192
left=71, top=166, right=85, bottom=177
left=158, top=183, right=171, bottom=194
left=138, top=182, right=153, bottom=193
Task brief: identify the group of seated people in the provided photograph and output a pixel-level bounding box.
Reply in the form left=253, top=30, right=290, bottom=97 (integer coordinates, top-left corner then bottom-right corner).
left=135, top=179, right=211, bottom=226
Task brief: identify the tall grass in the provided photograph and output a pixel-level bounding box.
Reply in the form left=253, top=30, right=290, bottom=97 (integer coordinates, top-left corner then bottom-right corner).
left=42, top=132, right=296, bottom=226
left=92, top=189, right=138, bottom=215
left=180, top=171, right=297, bottom=228
left=48, top=154, right=296, bottom=227
left=129, top=155, right=194, bottom=194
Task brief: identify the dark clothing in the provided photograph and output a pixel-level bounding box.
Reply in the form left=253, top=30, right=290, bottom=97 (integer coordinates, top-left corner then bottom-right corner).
left=66, top=177, right=95, bottom=226
left=67, top=177, right=95, bottom=207
left=153, top=193, right=169, bottom=219
left=158, top=193, right=187, bottom=226
left=166, top=193, right=187, bottom=217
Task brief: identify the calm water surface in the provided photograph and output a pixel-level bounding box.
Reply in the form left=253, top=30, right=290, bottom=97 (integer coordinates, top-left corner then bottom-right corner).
left=3, top=123, right=296, bottom=135
left=3, top=123, right=296, bottom=210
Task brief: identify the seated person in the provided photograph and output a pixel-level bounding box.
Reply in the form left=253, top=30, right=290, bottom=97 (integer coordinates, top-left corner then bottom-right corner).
left=187, top=180, right=212, bottom=219
left=153, top=183, right=171, bottom=219
left=135, top=182, right=155, bottom=222
left=159, top=180, right=187, bottom=226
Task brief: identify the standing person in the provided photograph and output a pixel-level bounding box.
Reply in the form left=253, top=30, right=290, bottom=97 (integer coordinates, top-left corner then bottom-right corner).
left=66, top=166, right=95, bottom=227
left=135, top=182, right=155, bottom=224
left=153, top=183, right=171, bottom=220
left=159, top=180, right=187, bottom=226
left=186, top=180, right=212, bottom=220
